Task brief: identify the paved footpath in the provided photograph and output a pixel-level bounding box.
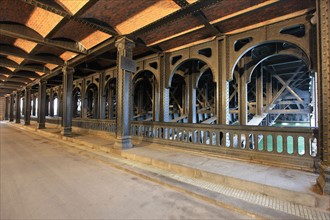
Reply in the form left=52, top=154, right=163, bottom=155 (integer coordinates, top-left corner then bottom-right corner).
left=0, top=122, right=251, bottom=220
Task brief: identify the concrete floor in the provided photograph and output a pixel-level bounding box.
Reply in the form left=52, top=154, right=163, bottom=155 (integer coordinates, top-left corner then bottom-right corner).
left=0, top=123, right=251, bottom=220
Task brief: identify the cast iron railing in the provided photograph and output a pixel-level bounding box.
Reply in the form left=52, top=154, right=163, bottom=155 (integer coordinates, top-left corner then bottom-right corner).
left=72, top=118, right=116, bottom=133
left=131, top=121, right=319, bottom=170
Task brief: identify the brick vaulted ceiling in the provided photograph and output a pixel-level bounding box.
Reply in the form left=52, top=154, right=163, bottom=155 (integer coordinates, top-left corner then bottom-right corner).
left=0, top=0, right=315, bottom=96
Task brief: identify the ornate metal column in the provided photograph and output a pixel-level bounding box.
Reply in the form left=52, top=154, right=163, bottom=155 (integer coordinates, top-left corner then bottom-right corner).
left=159, top=53, right=170, bottom=122
left=256, top=67, right=263, bottom=116
left=24, top=87, right=31, bottom=125
left=316, top=0, right=330, bottom=194
left=99, top=72, right=106, bottom=119
left=58, top=89, right=63, bottom=118
left=152, top=75, right=159, bottom=121
left=238, top=72, right=247, bottom=125
left=114, top=37, right=135, bottom=150
left=31, top=94, right=36, bottom=116
left=15, top=91, right=20, bottom=124
left=187, top=74, right=197, bottom=123
left=9, top=93, right=14, bottom=122
left=61, top=65, right=74, bottom=136
left=37, top=79, right=47, bottom=129
left=217, top=38, right=229, bottom=125
left=49, top=89, right=54, bottom=117
left=5, top=96, right=9, bottom=120
left=82, top=79, right=88, bottom=118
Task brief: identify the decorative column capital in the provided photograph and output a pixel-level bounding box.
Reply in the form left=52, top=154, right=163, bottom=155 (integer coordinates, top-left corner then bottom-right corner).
left=62, top=65, right=75, bottom=75
left=39, top=79, right=47, bottom=86
left=115, top=37, right=135, bottom=51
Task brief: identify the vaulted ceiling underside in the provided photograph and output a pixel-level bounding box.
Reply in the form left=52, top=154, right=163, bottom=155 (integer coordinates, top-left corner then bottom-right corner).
left=0, top=0, right=315, bottom=96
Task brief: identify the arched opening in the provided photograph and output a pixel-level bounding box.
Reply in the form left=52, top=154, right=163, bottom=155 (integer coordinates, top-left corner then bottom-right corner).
left=46, top=94, right=50, bottom=116
left=169, top=74, right=186, bottom=122
left=196, top=69, right=216, bottom=123
left=228, top=75, right=238, bottom=125
left=230, top=41, right=315, bottom=127
left=20, top=97, right=23, bottom=116
left=35, top=98, right=38, bottom=116
left=53, top=93, right=58, bottom=116
left=72, top=87, right=82, bottom=118
left=30, top=99, right=33, bottom=116
left=104, top=79, right=116, bottom=120
left=85, top=83, right=98, bottom=119
left=133, top=71, right=155, bottom=121
left=168, top=59, right=215, bottom=123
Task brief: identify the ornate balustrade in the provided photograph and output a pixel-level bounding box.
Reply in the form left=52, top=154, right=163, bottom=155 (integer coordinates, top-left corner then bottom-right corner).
left=131, top=121, right=319, bottom=171
left=72, top=118, right=116, bottom=133
left=25, top=115, right=319, bottom=170
left=46, top=116, right=62, bottom=125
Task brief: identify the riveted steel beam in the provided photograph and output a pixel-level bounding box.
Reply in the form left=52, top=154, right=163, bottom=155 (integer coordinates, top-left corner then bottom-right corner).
left=0, top=23, right=87, bottom=54
left=0, top=44, right=63, bottom=65
left=20, top=0, right=118, bottom=36
left=0, top=58, right=51, bottom=74
left=132, top=0, right=223, bottom=36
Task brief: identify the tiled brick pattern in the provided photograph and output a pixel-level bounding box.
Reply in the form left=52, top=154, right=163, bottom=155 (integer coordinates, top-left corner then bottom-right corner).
left=51, top=20, right=95, bottom=43
left=25, top=7, right=63, bottom=38
left=80, top=31, right=111, bottom=50
left=215, top=0, right=315, bottom=33
left=115, top=1, right=180, bottom=34
left=158, top=27, right=214, bottom=51
left=6, top=56, right=24, bottom=66
left=0, top=0, right=35, bottom=25
left=13, top=39, right=38, bottom=53
left=35, top=46, right=66, bottom=57
left=201, top=0, right=268, bottom=21
left=138, top=15, right=203, bottom=45
left=60, top=51, right=78, bottom=62
left=81, top=0, right=159, bottom=27
left=55, top=0, right=88, bottom=15
left=0, top=35, right=16, bottom=45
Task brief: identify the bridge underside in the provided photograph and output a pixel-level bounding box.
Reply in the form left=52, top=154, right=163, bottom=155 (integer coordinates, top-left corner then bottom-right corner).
left=1, top=0, right=329, bottom=194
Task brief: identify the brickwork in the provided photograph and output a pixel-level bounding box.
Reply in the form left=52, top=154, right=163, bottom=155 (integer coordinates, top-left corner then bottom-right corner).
left=13, top=39, right=38, bottom=53
left=35, top=46, right=65, bottom=57
left=25, top=7, right=63, bottom=38
left=139, top=15, right=203, bottom=45
left=158, top=27, right=213, bottom=51
left=202, top=0, right=267, bottom=21
left=81, top=0, right=159, bottom=27
left=0, top=0, right=35, bottom=25
left=0, top=35, right=16, bottom=45
left=80, top=31, right=111, bottom=50
left=6, top=56, right=24, bottom=66
left=0, top=0, right=317, bottom=96
left=115, top=1, right=180, bottom=34
left=216, top=0, right=315, bottom=33
left=52, top=20, right=96, bottom=43
left=56, top=0, right=88, bottom=15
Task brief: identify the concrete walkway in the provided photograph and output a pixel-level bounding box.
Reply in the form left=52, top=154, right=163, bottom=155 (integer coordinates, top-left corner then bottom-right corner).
left=0, top=122, right=250, bottom=220
left=6, top=121, right=330, bottom=220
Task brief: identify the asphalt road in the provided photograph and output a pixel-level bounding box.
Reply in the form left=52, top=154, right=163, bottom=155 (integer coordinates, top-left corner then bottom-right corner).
left=0, top=122, right=250, bottom=219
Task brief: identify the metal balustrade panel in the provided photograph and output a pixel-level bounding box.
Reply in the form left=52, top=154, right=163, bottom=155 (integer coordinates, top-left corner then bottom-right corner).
left=130, top=121, right=319, bottom=170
